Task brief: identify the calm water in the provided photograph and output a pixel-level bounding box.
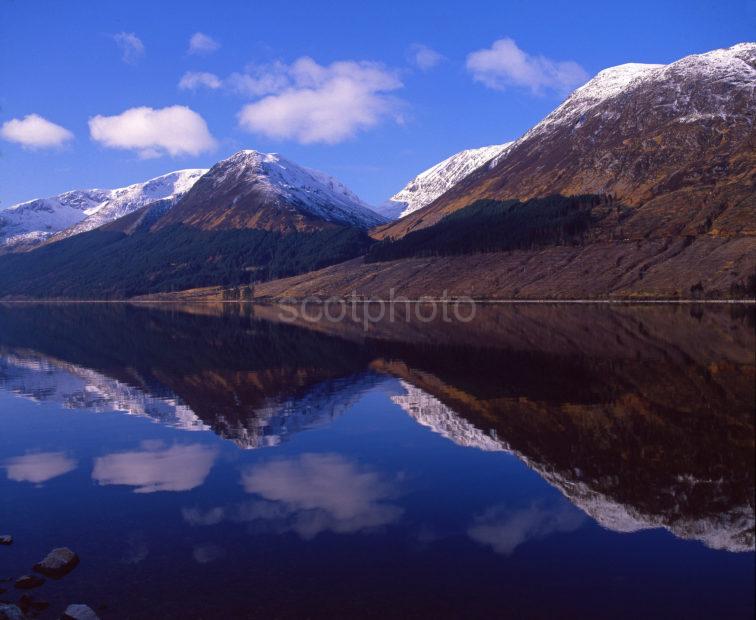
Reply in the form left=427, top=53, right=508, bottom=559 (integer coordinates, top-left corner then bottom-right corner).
left=0, top=303, right=753, bottom=619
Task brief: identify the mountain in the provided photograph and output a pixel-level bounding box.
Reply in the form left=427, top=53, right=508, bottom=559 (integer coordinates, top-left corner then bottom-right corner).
left=376, top=143, right=513, bottom=219
left=151, top=150, right=385, bottom=233
left=0, top=150, right=382, bottom=298
left=377, top=42, right=755, bottom=239
left=0, top=169, right=207, bottom=252
left=219, top=42, right=754, bottom=301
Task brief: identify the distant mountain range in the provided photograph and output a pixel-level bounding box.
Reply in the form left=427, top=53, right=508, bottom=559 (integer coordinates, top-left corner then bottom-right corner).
left=0, top=144, right=509, bottom=243
left=0, top=42, right=753, bottom=300
left=0, top=169, right=206, bottom=252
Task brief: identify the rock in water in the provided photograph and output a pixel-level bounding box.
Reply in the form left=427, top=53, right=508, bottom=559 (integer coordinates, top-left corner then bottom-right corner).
left=33, top=547, right=79, bottom=578
left=62, top=604, right=100, bottom=620
left=0, top=604, right=25, bottom=620
left=14, top=574, right=44, bottom=589
left=0, top=535, right=12, bottom=545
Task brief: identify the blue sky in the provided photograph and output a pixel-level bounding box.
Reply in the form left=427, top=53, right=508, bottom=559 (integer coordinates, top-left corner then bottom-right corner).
left=1, top=0, right=753, bottom=207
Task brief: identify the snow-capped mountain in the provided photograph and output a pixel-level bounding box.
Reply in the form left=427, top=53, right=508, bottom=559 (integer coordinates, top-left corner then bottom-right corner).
left=154, top=150, right=386, bottom=232
left=0, top=169, right=207, bottom=251
left=378, top=144, right=513, bottom=220
left=379, top=42, right=756, bottom=238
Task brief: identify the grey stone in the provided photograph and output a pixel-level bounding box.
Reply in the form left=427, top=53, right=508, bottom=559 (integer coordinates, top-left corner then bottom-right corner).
left=62, top=604, right=100, bottom=620
left=33, top=547, right=79, bottom=578
left=0, top=604, right=25, bottom=620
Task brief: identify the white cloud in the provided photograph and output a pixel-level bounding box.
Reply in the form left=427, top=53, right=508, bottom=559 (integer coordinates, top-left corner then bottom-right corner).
left=3, top=452, right=77, bottom=483
left=409, top=44, right=443, bottom=71
left=89, top=105, right=217, bottom=158
left=468, top=502, right=585, bottom=555
left=236, top=57, right=403, bottom=144
left=0, top=114, right=74, bottom=149
left=178, top=71, right=222, bottom=91
left=188, top=32, right=220, bottom=55
left=466, top=38, right=588, bottom=95
left=113, top=32, right=145, bottom=65
left=92, top=442, right=217, bottom=493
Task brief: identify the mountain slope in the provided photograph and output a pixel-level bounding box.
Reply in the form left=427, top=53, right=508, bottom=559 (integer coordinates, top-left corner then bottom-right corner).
left=153, top=150, right=386, bottom=232
left=0, top=169, right=207, bottom=252
left=377, top=42, right=756, bottom=240
left=376, top=143, right=513, bottom=219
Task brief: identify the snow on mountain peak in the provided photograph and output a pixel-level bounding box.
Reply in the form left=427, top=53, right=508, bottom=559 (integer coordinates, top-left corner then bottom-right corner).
left=520, top=42, right=755, bottom=141
left=1, top=168, right=207, bottom=250
left=378, top=143, right=514, bottom=220
left=204, top=149, right=387, bottom=228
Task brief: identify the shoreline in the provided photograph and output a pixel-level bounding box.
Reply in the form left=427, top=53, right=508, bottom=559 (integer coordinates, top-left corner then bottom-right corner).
left=1, top=298, right=754, bottom=305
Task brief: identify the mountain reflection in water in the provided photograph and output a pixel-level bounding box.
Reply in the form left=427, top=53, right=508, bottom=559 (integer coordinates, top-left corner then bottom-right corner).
left=0, top=305, right=754, bottom=551
left=1, top=301, right=752, bottom=558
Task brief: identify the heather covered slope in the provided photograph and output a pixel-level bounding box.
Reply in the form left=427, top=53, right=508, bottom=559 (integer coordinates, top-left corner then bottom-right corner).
left=154, top=232, right=753, bottom=301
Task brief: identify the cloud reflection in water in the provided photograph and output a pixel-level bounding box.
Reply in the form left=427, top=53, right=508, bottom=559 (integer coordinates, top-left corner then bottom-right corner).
left=92, top=441, right=217, bottom=493
left=3, top=451, right=77, bottom=484
left=183, top=453, right=403, bottom=539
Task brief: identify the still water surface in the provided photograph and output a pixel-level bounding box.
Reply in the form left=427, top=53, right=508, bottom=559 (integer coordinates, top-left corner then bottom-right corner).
left=0, top=303, right=753, bottom=618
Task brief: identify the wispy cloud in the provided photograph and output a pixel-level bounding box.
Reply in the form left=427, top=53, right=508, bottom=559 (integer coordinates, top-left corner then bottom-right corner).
left=226, top=61, right=291, bottom=97
left=0, top=114, right=74, bottom=149
left=409, top=44, right=444, bottom=71
left=466, top=38, right=588, bottom=95
left=88, top=105, right=217, bottom=158
left=236, top=57, right=404, bottom=144
left=113, top=32, right=145, bottom=65
left=468, top=502, right=585, bottom=555
left=178, top=71, right=223, bottom=91
left=188, top=32, right=220, bottom=55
